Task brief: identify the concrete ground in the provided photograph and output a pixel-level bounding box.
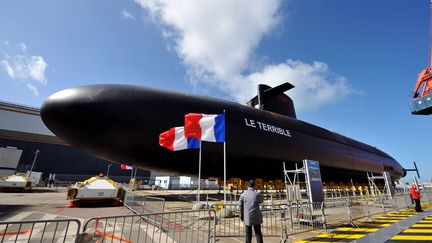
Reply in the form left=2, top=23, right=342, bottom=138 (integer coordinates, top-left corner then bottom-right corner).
left=0, top=187, right=131, bottom=221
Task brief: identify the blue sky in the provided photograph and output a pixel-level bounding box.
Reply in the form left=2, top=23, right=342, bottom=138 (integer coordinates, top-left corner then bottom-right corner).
left=0, top=0, right=430, bottom=181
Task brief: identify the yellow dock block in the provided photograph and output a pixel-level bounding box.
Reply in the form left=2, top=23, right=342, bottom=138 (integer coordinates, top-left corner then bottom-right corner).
left=315, top=233, right=365, bottom=239
left=392, top=235, right=432, bottom=241
left=387, top=211, right=412, bottom=215
left=404, top=229, right=432, bottom=233
left=411, top=224, right=432, bottom=228
left=359, top=223, right=391, bottom=227
left=418, top=220, right=432, bottom=223
left=294, top=241, right=332, bottom=243
left=365, top=219, right=399, bottom=223
left=376, top=216, right=407, bottom=220
left=336, top=227, right=379, bottom=232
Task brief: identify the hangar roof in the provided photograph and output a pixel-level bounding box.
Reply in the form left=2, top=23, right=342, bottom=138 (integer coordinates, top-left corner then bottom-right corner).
left=0, top=101, right=65, bottom=145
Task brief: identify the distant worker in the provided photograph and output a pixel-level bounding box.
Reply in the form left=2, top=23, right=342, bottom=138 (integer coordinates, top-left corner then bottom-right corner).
left=410, top=183, right=423, bottom=212
left=48, top=174, right=54, bottom=188
left=238, top=181, right=264, bottom=243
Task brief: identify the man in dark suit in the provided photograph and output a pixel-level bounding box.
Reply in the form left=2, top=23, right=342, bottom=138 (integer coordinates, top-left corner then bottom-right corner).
left=238, top=181, right=264, bottom=243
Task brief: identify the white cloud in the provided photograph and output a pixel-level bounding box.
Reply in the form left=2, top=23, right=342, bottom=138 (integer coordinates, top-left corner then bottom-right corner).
left=136, top=0, right=280, bottom=80
left=26, top=83, right=39, bottom=96
left=122, top=10, right=135, bottom=19
left=242, top=60, right=356, bottom=110
left=135, top=0, right=359, bottom=111
left=1, top=59, right=14, bottom=77
left=1, top=55, right=47, bottom=84
left=19, top=42, right=27, bottom=52
left=1, top=42, right=48, bottom=96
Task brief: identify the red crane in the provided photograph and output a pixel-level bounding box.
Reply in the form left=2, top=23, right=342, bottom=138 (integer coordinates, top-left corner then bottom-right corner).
left=409, top=0, right=432, bottom=115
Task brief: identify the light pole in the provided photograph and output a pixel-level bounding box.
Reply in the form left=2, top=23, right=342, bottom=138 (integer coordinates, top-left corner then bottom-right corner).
left=28, top=149, right=40, bottom=178
left=106, top=164, right=112, bottom=177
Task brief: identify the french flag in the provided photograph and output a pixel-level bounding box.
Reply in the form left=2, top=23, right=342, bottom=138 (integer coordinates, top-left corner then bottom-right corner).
left=159, top=127, right=200, bottom=151
left=121, top=164, right=133, bottom=170
left=184, top=113, right=225, bottom=142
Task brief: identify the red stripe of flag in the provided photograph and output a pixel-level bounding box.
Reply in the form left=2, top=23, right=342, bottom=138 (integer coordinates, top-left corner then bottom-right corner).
left=184, top=113, right=203, bottom=140
left=121, top=164, right=132, bottom=170
left=159, top=127, right=175, bottom=151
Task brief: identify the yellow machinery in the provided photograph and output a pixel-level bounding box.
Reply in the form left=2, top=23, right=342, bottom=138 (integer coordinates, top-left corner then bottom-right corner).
left=0, top=174, right=33, bottom=190
left=67, top=176, right=124, bottom=201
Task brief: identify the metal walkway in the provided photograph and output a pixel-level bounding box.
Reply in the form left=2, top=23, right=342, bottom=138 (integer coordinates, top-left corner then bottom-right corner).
left=385, top=212, right=432, bottom=242
left=295, top=206, right=432, bottom=243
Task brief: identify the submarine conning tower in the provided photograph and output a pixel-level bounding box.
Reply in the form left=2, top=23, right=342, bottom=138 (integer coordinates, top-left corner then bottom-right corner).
left=246, top=82, right=297, bottom=119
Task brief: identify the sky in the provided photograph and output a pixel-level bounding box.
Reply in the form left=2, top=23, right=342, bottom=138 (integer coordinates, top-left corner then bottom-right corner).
left=0, top=0, right=431, bottom=181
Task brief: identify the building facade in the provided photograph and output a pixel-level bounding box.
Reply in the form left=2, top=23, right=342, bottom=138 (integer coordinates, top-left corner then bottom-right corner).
left=0, top=101, right=149, bottom=183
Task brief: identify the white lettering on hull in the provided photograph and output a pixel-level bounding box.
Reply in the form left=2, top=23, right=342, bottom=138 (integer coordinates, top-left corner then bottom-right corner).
left=244, top=118, right=292, bottom=137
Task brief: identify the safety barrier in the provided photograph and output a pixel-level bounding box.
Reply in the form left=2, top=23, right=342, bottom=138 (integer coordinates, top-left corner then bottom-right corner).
left=423, top=190, right=432, bottom=202
left=3, top=190, right=432, bottom=242
left=82, top=209, right=215, bottom=243
left=321, top=199, right=351, bottom=231
left=214, top=202, right=284, bottom=238
left=123, top=191, right=165, bottom=214
left=282, top=202, right=323, bottom=235
left=0, top=218, right=81, bottom=243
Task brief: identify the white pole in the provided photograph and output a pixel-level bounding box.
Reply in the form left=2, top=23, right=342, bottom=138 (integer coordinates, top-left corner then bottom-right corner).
left=223, top=110, right=227, bottom=204
left=224, top=141, right=226, bottom=203
left=28, top=150, right=40, bottom=178
left=106, top=164, right=112, bottom=177
left=131, top=168, right=134, bottom=180
left=197, top=141, right=202, bottom=203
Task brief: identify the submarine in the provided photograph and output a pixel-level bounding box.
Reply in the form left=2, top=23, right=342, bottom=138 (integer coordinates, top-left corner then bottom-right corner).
left=40, top=82, right=405, bottom=182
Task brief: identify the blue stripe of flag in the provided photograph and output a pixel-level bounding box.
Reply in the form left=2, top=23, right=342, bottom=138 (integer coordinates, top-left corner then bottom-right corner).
left=214, top=113, right=225, bottom=142
left=187, top=137, right=201, bottom=149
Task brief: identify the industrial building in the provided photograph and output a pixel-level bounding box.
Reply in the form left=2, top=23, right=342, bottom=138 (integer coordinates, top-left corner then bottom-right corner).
left=0, top=101, right=150, bottom=183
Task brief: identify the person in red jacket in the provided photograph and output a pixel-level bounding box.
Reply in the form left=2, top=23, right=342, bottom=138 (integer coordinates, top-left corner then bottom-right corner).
left=410, top=184, right=423, bottom=212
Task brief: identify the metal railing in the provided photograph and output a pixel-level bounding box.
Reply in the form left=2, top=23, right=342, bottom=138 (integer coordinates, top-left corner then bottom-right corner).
left=282, top=201, right=324, bottom=234
left=82, top=209, right=215, bottom=243
left=123, top=191, right=165, bottom=215
left=3, top=190, right=432, bottom=242
left=214, top=202, right=284, bottom=238
left=0, top=218, right=81, bottom=243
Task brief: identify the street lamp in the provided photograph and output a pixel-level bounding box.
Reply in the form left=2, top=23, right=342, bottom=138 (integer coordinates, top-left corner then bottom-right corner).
left=106, top=164, right=112, bottom=177
left=28, top=149, right=40, bottom=178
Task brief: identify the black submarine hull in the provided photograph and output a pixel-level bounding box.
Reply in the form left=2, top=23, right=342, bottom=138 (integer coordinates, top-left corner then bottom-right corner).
left=40, top=84, right=405, bottom=182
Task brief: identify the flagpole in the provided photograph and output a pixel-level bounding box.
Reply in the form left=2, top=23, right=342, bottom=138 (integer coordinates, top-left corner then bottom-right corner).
left=223, top=109, right=226, bottom=204
left=197, top=141, right=202, bottom=203
left=224, top=141, right=226, bottom=203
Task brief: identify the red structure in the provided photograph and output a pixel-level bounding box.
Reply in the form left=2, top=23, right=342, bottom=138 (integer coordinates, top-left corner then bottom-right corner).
left=410, top=0, right=432, bottom=115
